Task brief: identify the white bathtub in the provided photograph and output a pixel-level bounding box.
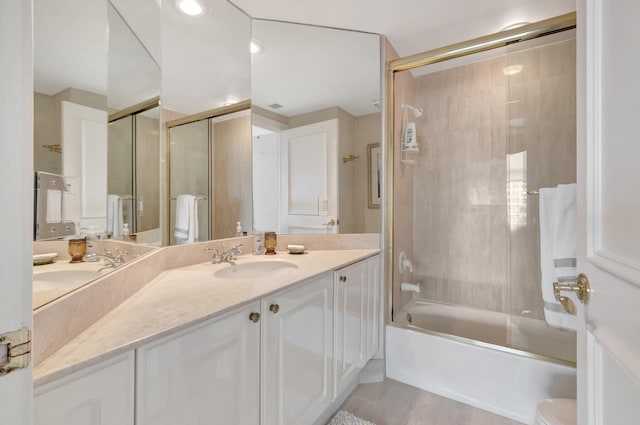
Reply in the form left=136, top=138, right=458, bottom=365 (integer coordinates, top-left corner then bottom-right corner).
left=386, top=300, right=577, bottom=423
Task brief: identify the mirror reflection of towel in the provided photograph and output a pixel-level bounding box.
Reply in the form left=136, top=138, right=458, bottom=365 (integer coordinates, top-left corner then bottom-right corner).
left=107, top=194, right=123, bottom=237
left=174, top=194, right=198, bottom=244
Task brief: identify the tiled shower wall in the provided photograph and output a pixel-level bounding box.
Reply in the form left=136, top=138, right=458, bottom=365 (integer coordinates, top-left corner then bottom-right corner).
left=409, top=32, right=576, bottom=318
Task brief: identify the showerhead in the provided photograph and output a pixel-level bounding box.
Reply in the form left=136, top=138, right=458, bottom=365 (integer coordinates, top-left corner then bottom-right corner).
left=402, top=104, right=423, bottom=118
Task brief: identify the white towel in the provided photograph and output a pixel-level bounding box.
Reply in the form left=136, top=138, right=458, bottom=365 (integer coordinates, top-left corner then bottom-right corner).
left=46, top=189, right=62, bottom=223
left=107, top=194, right=123, bottom=237
left=539, top=183, right=577, bottom=330
left=174, top=194, right=198, bottom=244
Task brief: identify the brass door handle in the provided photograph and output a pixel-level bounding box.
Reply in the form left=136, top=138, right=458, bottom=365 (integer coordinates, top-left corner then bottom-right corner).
left=249, top=312, right=261, bottom=323
left=269, top=304, right=280, bottom=314
left=553, top=273, right=591, bottom=315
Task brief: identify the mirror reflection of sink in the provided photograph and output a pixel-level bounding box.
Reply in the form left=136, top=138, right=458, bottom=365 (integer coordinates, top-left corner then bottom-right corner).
left=33, top=270, right=103, bottom=286
left=214, top=260, right=298, bottom=280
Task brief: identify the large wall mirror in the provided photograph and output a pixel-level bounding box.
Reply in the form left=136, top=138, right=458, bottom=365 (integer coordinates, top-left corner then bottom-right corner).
left=251, top=20, right=382, bottom=235
left=31, top=0, right=382, bottom=308
left=33, top=0, right=160, bottom=309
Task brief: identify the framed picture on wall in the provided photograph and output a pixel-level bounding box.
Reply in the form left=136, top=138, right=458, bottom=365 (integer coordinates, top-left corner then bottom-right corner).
left=368, top=143, right=381, bottom=209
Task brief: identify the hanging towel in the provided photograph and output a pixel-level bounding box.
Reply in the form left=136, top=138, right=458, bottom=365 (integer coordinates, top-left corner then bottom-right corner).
left=107, top=194, right=123, bottom=237
left=539, top=183, right=577, bottom=330
left=46, top=189, right=62, bottom=223
left=174, top=194, right=198, bottom=244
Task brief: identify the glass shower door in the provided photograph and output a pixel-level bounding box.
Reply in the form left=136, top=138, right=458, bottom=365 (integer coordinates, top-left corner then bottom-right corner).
left=505, top=30, right=577, bottom=363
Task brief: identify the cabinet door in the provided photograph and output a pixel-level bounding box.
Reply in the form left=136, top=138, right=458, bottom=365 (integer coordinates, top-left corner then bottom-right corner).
left=334, top=260, right=367, bottom=396
left=365, top=255, right=381, bottom=360
left=136, top=302, right=261, bottom=425
left=34, top=352, right=134, bottom=425
left=262, top=274, right=334, bottom=425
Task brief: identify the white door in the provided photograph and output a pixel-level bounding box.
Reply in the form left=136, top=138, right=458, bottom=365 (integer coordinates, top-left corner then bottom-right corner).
left=576, top=1, right=640, bottom=423
left=0, top=1, right=33, bottom=424
left=280, top=119, right=338, bottom=234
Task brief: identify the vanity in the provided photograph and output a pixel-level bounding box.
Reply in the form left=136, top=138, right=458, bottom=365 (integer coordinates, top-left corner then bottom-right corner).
left=33, top=240, right=381, bottom=425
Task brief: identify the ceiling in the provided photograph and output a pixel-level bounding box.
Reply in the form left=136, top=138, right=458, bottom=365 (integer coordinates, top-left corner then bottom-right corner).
left=231, top=0, right=576, bottom=57
left=34, top=0, right=576, bottom=116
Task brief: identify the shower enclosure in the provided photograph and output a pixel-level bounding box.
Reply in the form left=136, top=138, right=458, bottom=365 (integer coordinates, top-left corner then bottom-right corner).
left=166, top=106, right=252, bottom=245
left=108, top=101, right=161, bottom=236
left=388, top=17, right=577, bottom=364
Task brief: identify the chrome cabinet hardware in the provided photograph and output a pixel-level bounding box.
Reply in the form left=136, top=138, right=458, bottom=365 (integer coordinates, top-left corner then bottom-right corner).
left=249, top=312, right=261, bottom=323
left=269, top=304, right=280, bottom=314
left=553, top=273, right=591, bottom=315
left=0, top=328, right=32, bottom=377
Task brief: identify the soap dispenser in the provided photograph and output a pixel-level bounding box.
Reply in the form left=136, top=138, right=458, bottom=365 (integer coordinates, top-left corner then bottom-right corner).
left=122, top=223, right=130, bottom=240
left=235, top=221, right=242, bottom=237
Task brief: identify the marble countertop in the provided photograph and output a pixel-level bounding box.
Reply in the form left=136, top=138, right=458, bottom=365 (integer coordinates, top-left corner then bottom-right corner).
left=34, top=249, right=380, bottom=387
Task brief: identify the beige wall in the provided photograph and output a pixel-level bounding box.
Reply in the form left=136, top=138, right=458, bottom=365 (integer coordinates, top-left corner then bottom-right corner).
left=353, top=113, right=382, bottom=233
left=408, top=34, right=576, bottom=318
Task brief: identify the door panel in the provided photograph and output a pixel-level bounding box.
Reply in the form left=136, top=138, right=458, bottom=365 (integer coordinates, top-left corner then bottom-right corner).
left=262, top=274, right=334, bottom=425
left=577, top=0, right=640, bottom=423
left=0, top=1, right=33, bottom=424
left=280, top=119, right=338, bottom=234
left=136, top=303, right=260, bottom=425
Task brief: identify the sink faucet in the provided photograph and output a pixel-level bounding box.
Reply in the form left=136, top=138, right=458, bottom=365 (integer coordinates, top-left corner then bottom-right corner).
left=84, top=248, right=127, bottom=271
left=211, top=244, right=243, bottom=265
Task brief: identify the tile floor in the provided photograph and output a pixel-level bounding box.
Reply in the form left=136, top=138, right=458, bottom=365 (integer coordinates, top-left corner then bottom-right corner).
left=339, top=379, right=526, bottom=425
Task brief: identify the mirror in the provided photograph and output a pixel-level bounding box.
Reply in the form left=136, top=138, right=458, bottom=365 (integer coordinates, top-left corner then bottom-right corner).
left=251, top=20, right=382, bottom=234
left=33, top=0, right=160, bottom=309
left=162, top=0, right=252, bottom=244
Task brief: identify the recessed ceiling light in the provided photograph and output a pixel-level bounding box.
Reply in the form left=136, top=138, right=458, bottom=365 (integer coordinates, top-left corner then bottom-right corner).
left=250, top=40, right=263, bottom=54
left=176, top=0, right=205, bottom=16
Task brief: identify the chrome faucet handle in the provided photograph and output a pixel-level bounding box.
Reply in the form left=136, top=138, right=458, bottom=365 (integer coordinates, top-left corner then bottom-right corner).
left=209, top=249, right=222, bottom=264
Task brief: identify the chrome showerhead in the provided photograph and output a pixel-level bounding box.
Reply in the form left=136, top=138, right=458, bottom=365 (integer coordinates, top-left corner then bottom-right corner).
left=402, top=104, right=423, bottom=118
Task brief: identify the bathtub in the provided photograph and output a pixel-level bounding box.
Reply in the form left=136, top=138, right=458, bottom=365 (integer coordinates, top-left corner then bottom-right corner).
left=386, top=300, right=577, bottom=423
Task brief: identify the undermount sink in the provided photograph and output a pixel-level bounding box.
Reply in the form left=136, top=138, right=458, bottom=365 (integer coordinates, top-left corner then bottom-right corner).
left=214, top=260, right=298, bottom=279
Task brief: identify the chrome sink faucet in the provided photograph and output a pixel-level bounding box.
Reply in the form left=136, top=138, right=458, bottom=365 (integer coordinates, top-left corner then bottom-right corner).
left=84, top=248, right=127, bottom=271
left=211, top=244, right=243, bottom=265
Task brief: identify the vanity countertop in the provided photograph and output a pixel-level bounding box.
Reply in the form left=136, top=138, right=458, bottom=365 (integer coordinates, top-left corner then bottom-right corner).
left=34, top=248, right=380, bottom=387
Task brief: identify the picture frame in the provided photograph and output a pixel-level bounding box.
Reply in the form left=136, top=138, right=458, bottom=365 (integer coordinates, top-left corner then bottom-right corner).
left=367, top=143, right=381, bottom=209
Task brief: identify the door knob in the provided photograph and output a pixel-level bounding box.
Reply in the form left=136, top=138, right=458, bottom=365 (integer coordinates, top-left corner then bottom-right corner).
left=249, top=312, right=261, bottom=323
left=269, top=304, right=280, bottom=314
left=553, top=273, right=591, bottom=315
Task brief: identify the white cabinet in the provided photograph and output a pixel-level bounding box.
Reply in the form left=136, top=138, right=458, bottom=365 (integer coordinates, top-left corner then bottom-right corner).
left=365, top=255, right=381, bottom=360
left=34, top=352, right=134, bottom=425
left=334, top=260, right=367, bottom=396
left=136, top=302, right=261, bottom=425
left=262, top=273, right=334, bottom=425
left=34, top=254, right=381, bottom=425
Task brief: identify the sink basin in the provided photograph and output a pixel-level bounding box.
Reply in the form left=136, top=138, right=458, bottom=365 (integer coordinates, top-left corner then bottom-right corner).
left=214, top=260, right=298, bottom=279
left=33, top=270, right=103, bottom=286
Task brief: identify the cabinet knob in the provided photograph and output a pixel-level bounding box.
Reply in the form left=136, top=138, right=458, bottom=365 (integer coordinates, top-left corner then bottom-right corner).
left=249, top=312, right=261, bottom=323
left=269, top=303, right=280, bottom=314
left=339, top=275, right=347, bottom=283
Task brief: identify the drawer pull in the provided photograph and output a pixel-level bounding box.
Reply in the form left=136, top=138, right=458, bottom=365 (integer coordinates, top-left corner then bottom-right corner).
left=269, top=304, right=280, bottom=314
left=249, top=312, right=261, bottom=323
